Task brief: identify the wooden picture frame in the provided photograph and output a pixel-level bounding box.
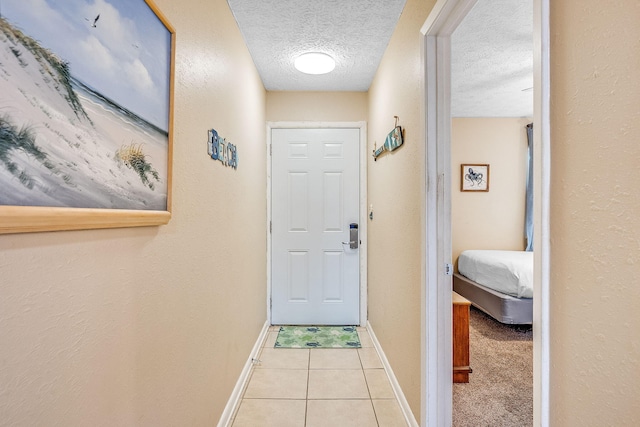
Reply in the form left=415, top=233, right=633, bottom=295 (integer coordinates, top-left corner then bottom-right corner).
left=0, top=0, right=175, bottom=234
left=460, top=164, right=489, bottom=192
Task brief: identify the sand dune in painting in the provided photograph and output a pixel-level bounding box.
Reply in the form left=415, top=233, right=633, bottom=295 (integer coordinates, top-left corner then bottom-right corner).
left=0, top=18, right=168, bottom=210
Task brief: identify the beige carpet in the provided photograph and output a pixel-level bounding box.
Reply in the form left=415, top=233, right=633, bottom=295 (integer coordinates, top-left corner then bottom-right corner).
left=453, top=306, right=533, bottom=427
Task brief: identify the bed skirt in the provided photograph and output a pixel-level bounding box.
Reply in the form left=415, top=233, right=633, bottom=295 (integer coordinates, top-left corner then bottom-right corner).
left=453, top=273, right=533, bottom=325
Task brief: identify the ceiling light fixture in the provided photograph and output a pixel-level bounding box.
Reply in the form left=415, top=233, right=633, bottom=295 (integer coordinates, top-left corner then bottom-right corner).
left=294, top=52, right=336, bottom=75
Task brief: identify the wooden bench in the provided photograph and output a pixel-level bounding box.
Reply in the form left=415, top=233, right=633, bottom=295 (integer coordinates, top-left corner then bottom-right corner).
left=453, top=291, right=472, bottom=383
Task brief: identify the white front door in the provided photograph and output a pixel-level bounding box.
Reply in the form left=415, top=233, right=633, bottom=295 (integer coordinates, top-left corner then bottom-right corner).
left=271, top=128, right=360, bottom=325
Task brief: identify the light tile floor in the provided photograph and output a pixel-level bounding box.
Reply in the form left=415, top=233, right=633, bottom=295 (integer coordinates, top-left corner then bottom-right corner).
left=231, top=326, right=408, bottom=427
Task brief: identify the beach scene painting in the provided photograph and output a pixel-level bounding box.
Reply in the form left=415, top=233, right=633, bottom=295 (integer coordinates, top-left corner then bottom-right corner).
left=0, top=0, right=173, bottom=222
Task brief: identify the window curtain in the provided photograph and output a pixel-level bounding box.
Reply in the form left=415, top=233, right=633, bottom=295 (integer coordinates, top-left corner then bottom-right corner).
left=525, top=123, right=534, bottom=251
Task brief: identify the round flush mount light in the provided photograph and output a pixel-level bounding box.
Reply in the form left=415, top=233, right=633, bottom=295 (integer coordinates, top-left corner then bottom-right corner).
left=294, top=52, right=336, bottom=75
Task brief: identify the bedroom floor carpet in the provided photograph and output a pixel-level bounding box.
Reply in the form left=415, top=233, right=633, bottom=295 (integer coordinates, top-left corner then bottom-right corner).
left=453, top=306, right=533, bottom=427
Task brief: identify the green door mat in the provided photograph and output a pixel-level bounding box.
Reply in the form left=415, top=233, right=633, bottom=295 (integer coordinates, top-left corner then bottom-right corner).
left=274, top=326, right=361, bottom=348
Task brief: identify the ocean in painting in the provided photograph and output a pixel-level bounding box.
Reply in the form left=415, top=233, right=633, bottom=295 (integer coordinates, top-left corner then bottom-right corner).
left=0, top=16, right=169, bottom=210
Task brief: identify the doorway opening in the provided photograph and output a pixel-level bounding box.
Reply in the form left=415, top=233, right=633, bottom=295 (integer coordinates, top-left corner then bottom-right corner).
left=420, top=0, right=550, bottom=426
left=450, top=0, right=534, bottom=425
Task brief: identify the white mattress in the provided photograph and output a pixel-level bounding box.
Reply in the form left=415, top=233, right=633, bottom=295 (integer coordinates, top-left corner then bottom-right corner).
left=457, top=250, right=533, bottom=298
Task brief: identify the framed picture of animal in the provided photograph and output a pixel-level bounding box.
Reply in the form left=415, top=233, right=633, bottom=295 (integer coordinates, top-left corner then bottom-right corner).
left=461, top=164, right=489, bottom=192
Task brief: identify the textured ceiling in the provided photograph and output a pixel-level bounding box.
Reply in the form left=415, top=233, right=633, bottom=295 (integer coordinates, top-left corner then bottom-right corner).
left=451, top=0, right=533, bottom=117
left=227, top=0, right=406, bottom=91
left=227, top=0, right=533, bottom=117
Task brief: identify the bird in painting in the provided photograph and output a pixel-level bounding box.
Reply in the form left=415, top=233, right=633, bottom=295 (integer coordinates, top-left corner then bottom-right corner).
left=85, top=14, right=100, bottom=28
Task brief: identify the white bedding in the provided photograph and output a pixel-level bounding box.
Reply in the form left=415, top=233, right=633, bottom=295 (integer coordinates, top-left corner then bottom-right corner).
left=457, top=250, right=533, bottom=298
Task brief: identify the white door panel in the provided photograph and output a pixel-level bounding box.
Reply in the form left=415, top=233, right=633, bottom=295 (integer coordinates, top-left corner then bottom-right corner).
left=271, top=128, right=360, bottom=325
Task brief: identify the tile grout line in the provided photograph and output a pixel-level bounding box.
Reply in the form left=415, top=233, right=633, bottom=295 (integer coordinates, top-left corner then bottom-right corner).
left=359, top=336, right=382, bottom=427
left=304, top=348, right=310, bottom=427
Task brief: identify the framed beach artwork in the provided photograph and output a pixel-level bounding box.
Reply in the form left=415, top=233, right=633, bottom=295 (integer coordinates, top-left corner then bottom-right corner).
left=461, top=164, right=489, bottom=192
left=0, top=0, right=175, bottom=234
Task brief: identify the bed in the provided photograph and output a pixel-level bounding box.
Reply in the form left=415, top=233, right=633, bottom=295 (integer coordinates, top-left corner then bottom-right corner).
left=453, top=250, right=533, bottom=325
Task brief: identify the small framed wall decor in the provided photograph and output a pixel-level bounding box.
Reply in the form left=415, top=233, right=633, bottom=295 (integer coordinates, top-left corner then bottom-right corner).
left=461, top=164, right=489, bottom=192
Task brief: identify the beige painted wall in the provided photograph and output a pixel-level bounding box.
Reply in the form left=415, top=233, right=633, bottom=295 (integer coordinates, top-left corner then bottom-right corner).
left=0, top=0, right=267, bottom=425
left=266, top=91, right=367, bottom=122
left=366, top=0, right=436, bottom=420
left=451, top=118, right=530, bottom=267
left=550, top=1, right=640, bottom=425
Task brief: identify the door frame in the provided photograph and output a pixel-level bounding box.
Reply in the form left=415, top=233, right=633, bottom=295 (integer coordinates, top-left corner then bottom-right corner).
left=266, top=121, right=368, bottom=326
left=420, top=1, right=551, bottom=426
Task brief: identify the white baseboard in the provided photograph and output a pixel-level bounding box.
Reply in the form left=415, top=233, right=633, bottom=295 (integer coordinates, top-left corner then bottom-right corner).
left=367, top=322, right=419, bottom=427
left=217, top=320, right=270, bottom=427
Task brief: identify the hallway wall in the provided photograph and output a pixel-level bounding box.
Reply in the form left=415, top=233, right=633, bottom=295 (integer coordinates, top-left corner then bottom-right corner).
left=266, top=91, right=368, bottom=122
left=366, top=0, right=437, bottom=420
left=0, top=0, right=267, bottom=425
left=368, top=1, right=640, bottom=423
left=549, top=1, right=640, bottom=424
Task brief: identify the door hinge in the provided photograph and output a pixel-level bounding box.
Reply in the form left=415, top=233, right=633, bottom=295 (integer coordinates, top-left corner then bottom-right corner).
left=270, top=144, right=272, bottom=155
left=445, top=263, right=453, bottom=276
left=270, top=221, right=272, bottom=233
